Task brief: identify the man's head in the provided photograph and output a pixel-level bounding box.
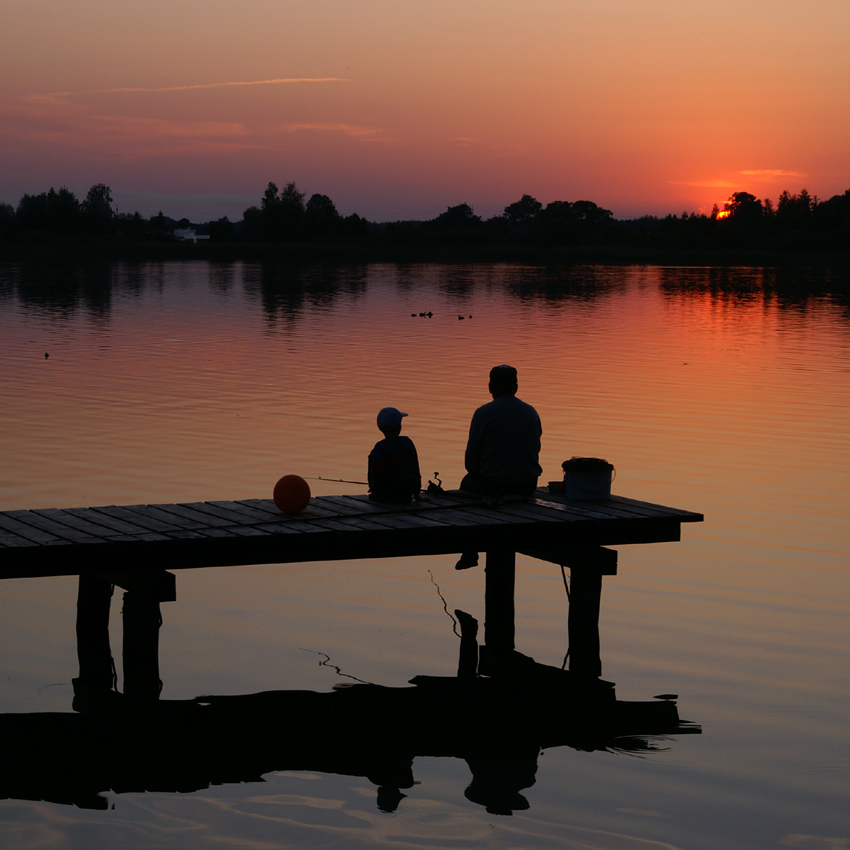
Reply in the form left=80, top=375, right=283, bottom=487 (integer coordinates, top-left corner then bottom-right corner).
left=488, top=364, right=518, bottom=398
left=377, top=406, right=408, bottom=435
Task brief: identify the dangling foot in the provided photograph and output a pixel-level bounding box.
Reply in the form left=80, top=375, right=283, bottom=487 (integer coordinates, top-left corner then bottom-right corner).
left=455, top=551, right=479, bottom=570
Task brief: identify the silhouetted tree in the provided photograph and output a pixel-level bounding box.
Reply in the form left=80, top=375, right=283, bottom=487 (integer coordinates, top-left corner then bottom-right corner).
left=433, top=203, right=481, bottom=229
left=260, top=182, right=281, bottom=238
left=776, top=189, right=815, bottom=227
left=241, top=205, right=264, bottom=241
left=16, top=186, right=80, bottom=231
left=279, top=182, right=306, bottom=235
left=209, top=216, right=235, bottom=241
left=0, top=202, right=13, bottom=241
left=305, top=193, right=341, bottom=238
left=6, top=177, right=850, bottom=254
left=723, top=191, right=763, bottom=222
left=503, top=194, right=542, bottom=227
left=425, top=203, right=485, bottom=246
left=115, top=211, right=146, bottom=240
left=571, top=200, right=613, bottom=225
left=541, top=200, right=573, bottom=218
left=149, top=211, right=173, bottom=234
left=811, top=189, right=850, bottom=248
left=341, top=212, right=369, bottom=239
left=51, top=187, right=81, bottom=230
left=260, top=181, right=306, bottom=240
left=530, top=201, right=574, bottom=244
left=531, top=199, right=615, bottom=245
left=306, top=193, right=338, bottom=218
left=81, top=183, right=114, bottom=229
left=261, top=182, right=279, bottom=209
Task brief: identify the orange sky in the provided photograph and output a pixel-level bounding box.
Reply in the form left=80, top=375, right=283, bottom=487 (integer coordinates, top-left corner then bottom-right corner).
left=2, top=0, right=848, bottom=222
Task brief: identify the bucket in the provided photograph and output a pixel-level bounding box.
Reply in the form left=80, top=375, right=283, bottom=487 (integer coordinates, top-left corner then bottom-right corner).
left=562, top=457, right=614, bottom=500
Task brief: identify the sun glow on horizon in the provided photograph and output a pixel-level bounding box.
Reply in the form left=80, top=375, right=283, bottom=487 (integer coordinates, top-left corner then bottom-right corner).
left=1, top=0, right=849, bottom=221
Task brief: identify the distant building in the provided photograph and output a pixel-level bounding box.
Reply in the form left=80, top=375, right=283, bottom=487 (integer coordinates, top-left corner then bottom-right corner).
left=173, top=228, right=210, bottom=243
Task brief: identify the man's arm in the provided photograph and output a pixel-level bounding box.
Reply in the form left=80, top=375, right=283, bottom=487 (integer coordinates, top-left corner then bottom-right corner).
left=464, top=409, right=484, bottom=474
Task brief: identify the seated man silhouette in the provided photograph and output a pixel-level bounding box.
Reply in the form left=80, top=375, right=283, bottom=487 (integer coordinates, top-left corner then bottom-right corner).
left=456, top=365, right=542, bottom=568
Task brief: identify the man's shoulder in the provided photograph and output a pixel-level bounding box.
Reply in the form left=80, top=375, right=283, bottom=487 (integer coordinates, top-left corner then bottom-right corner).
left=471, top=398, right=501, bottom=422
left=473, top=398, right=495, bottom=414
left=494, top=394, right=538, bottom=412
left=500, top=395, right=541, bottom=428
left=512, top=395, right=540, bottom=414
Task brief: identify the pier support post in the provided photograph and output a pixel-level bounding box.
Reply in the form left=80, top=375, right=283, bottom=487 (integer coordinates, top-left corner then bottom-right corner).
left=568, top=564, right=603, bottom=679
left=122, top=592, right=163, bottom=701
left=484, top=549, right=516, bottom=653
left=518, top=545, right=614, bottom=679
left=75, top=574, right=115, bottom=691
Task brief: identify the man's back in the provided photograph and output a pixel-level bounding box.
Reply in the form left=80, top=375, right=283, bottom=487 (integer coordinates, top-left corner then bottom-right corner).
left=466, top=394, right=542, bottom=483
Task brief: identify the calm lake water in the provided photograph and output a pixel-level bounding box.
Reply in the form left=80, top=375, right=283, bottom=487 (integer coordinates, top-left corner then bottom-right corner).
left=1, top=261, right=848, bottom=849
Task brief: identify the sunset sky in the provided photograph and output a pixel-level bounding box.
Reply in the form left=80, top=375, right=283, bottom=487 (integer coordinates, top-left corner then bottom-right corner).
left=2, top=0, right=848, bottom=222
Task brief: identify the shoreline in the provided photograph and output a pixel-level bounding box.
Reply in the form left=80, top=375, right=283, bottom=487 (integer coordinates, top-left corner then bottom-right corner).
left=1, top=236, right=848, bottom=270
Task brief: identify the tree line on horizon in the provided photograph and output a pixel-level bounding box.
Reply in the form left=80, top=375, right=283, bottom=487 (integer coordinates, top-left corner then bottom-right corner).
left=2, top=180, right=849, bottom=253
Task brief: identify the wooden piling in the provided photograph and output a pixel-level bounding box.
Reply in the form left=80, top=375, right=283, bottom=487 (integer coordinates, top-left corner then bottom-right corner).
left=75, top=574, right=114, bottom=691
left=122, top=592, right=162, bottom=700
left=568, top=564, right=603, bottom=678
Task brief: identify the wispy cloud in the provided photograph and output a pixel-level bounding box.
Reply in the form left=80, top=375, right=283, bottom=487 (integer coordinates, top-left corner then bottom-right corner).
left=48, top=78, right=349, bottom=97
left=0, top=93, right=251, bottom=159
left=669, top=178, right=739, bottom=188
left=740, top=169, right=807, bottom=179
left=0, top=78, right=355, bottom=159
left=671, top=169, right=808, bottom=189
left=280, top=122, right=388, bottom=141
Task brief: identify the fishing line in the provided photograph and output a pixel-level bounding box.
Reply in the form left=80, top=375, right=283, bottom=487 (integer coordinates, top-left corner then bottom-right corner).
left=428, top=569, right=461, bottom=637
left=299, top=648, right=373, bottom=684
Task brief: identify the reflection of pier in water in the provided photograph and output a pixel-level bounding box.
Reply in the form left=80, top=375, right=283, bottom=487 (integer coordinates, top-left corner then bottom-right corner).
left=0, top=487, right=702, bottom=812
left=2, top=605, right=699, bottom=814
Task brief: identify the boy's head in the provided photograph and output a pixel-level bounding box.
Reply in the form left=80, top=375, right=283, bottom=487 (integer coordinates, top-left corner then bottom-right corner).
left=377, top=406, right=407, bottom=435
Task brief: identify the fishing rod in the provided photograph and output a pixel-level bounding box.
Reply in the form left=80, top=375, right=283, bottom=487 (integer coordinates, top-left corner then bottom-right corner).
left=304, top=475, right=368, bottom=485
left=305, top=472, right=445, bottom=490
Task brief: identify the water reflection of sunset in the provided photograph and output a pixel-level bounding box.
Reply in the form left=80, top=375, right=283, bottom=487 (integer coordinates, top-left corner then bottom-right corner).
left=2, top=264, right=848, bottom=516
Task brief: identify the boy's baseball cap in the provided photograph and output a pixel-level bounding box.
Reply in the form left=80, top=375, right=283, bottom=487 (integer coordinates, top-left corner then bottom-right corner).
left=377, top=407, right=408, bottom=431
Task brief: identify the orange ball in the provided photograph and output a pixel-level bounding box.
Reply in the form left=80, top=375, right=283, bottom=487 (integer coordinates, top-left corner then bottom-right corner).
left=273, top=474, right=311, bottom=514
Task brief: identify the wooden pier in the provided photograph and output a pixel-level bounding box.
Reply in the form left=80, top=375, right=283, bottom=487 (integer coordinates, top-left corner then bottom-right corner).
left=0, top=487, right=702, bottom=581
left=1, top=486, right=702, bottom=685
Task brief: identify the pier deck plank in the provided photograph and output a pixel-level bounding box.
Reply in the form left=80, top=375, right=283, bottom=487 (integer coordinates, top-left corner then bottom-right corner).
left=0, top=489, right=703, bottom=580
